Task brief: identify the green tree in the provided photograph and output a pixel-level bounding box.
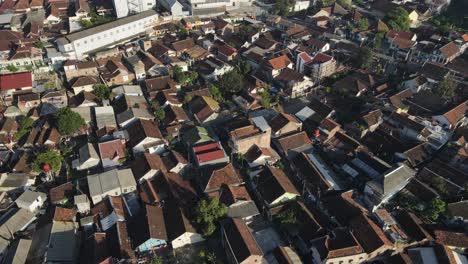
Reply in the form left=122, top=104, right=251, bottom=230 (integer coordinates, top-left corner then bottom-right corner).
left=33, top=40, right=45, bottom=49
left=424, top=198, right=446, bottom=222
left=152, top=102, right=166, bottom=122
left=337, top=0, right=351, bottom=9
left=56, top=107, right=86, bottom=136
left=435, top=76, right=458, bottom=98
left=320, top=0, right=335, bottom=7
left=274, top=0, right=293, bottom=16
left=357, top=18, right=369, bottom=31
left=183, top=94, right=193, bottom=104
left=356, top=47, right=373, bottom=69
left=209, top=84, right=223, bottom=102
left=6, top=65, right=19, bottom=72
left=196, top=251, right=218, bottom=264
left=79, top=19, right=93, bottom=28
left=194, top=197, right=227, bottom=237
left=150, top=256, right=163, bottom=264
left=32, top=150, right=63, bottom=173
left=14, top=117, right=34, bottom=141
left=178, top=28, right=189, bottom=39
left=385, top=7, right=411, bottom=31
left=219, top=69, right=244, bottom=94
left=373, top=31, right=386, bottom=49
left=173, top=65, right=190, bottom=86
left=92, top=84, right=110, bottom=100
left=260, top=89, right=272, bottom=108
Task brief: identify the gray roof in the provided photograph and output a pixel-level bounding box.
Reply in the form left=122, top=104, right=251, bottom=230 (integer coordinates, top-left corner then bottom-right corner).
left=71, top=107, right=92, bottom=123
left=0, top=209, right=35, bottom=241
left=227, top=201, right=260, bottom=219
left=0, top=13, right=13, bottom=24
left=0, top=173, right=29, bottom=189
left=112, top=85, right=143, bottom=96
left=95, top=106, right=117, bottom=128
left=87, top=169, right=136, bottom=198
left=47, top=221, right=77, bottom=263
left=10, top=239, right=32, bottom=264
left=16, top=191, right=47, bottom=205
left=56, top=10, right=158, bottom=44
left=74, top=194, right=89, bottom=205
left=78, top=143, right=99, bottom=164
left=116, top=108, right=154, bottom=125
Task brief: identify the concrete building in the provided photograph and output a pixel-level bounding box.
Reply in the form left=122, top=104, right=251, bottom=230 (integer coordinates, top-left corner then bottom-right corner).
left=56, top=10, right=159, bottom=59
left=87, top=169, right=137, bottom=204
left=15, top=191, right=47, bottom=212
left=113, top=0, right=156, bottom=18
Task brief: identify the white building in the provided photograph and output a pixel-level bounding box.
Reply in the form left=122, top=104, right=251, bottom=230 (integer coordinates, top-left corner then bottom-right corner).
left=113, top=0, right=156, bottom=18
left=15, top=191, right=47, bottom=212
left=56, top=10, right=159, bottom=59
left=87, top=169, right=137, bottom=205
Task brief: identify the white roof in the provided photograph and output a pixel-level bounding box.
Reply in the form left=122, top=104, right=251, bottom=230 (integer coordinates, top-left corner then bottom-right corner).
left=295, top=106, right=316, bottom=121
left=95, top=106, right=116, bottom=128
left=16, top=191, right=47, bottom=205
left=252, top=116, right=271, bottom=132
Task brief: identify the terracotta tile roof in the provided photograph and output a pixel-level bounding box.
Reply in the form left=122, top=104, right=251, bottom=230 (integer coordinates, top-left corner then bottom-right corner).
left=275, top=68, right=304, bottom=83
left=306, top=38, right=327, bottom=49
left=434, top=230, right=468, bottom=248
left=223, top=218, right=263, bottom=262
left=53, top=207, right=77, bottom=222
left=146, top=204, right=167, bottom=240
left=131, top=153, right=164, bottom=181
left=443, top=100, right=467, bottom=127
left=257, top=166, right=299, bottom=204
left=349, top=214, right=393, bottom=254
left=127, top=119, right=163, bottom=149
left=277, top=131, right=312, bottom=153
left=462, top=34, right=468, bottom=42
left=326, top=228, right=364, bottom=259
left=217, top=43, right=237, bottom=56
left=267, top=55, right=292, bottom=70
left=386, top=30, right=415, bottom=40
left=219, top=184, right=251, bottom=205
left=98, top=139, right=126, bottom=160
left=269, top=112, right=300, bottom=133
left=171, top=38, right=194, bottom=52
left=310, top=52, right=333, bottom=64
left=193, top=141, right=227, bottom=164
left=244, top=145, right=273, bottom=163
left=205, top=163, right=243, bottom=193
left=254, top=37, right=276, bottom=49
left=439, top=42, right=460, bottom=58
left=0, top=72, right=32, bottom=91
left=392, top=37, right=415, bottom=49
left=393, top=210, right=432, bottom=242
left=71, top=76, right=98, bottom=87
left=49, top=182, right=74, bottom=204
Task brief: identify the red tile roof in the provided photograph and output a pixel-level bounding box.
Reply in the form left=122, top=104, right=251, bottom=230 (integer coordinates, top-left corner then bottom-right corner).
left=0, top=72, right=32, bottom=91
left=310, top=52, right=333, bottom=64
left=98, top=139, right=126, bottom=160
left=267, top=55, right=292, bottom=70
left=194, top=141, right=227, bottom=163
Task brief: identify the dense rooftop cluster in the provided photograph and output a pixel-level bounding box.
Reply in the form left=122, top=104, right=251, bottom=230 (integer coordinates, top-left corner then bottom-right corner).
left=0, top=0, right=466, bottom=263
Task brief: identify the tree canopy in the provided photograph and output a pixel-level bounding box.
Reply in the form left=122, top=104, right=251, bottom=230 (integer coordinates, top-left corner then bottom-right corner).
left=92, top=84, right=110, bottom=100
left=435, top=76, right=458, bottom=98
left=356, top=47, right=373, bottom=69
left=194, top=197, right=227, bottom=236
left=56, top=107, right=86, bottom=136
left=14, top=117, right=34, bottom=141
left=423, top=198, right=446, bottom=222
left=385, top=7, right=411, bottom=31
left=357, top=18, right=369, bottom=31
left=218, top=69, right=244, bottom=94
left=274, top=0, right=294, bottom=16
left=337, top=0, right=351, bottom=9
left=209, top=84, right=223, bottom=102
left=152, top=102, right=166, bottom=122
left=32, top=150, right=63, bottom=173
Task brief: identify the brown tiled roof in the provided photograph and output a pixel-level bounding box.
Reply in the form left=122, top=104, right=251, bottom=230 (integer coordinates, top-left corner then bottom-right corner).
left=349, top=214, right=393, bottom=254
left=257, top=166, right=299, bottom=204
left=12, top=152, right=31, bottom=174
left=171, top=38, right=194, bottom=52
left=146, top=204, right=167, bottom=240
left=53, top=207, right=77, bottom=222
left=116, top=221, right=135, bottom=260
left=434, top=230, right=468, bottom=248
left=393, top=210, right=432, bottom=242
left=277, top=131, right=312, bottom=153
left=145, top=76, right=176, bottom=92
left=219, top=184, right=252, bottom=206
left=267, top=55, right=292, bottom=70
left=269, top=112, right=300, bottom=133
left=275, top=68, right=304, bottom=83
left=164, top=200, right=197, bottom=241
left=127, top=119, right=163, bottom=149
left=254, top=37, right=276, bottom=49
left=99, top=139, right=126, bottom=160
left=71, top=76, right=98, bottom=87
left=164, top=172, right=198, bottom=207
left=439, top=42, right=460, bottom=58
left=392, top=37, right=415, bottom=49
left=205, top=163, right=243, bottom=193
left=326, top=228, right=364, bottom=258
left=131, top=153, right=164, bottom=181
left=223, top=218, right=263, bottom=262
left=443, top=100, right=467, bottom=127
left=49, top=181, right=74, bottom=203
left=244, top=145, right=273, bottom=163
left=307, top=38, right=327, bottom=49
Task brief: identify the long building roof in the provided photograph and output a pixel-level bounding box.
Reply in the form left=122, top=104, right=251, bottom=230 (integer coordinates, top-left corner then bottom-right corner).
left=57, top=10, right=158, bottom=44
